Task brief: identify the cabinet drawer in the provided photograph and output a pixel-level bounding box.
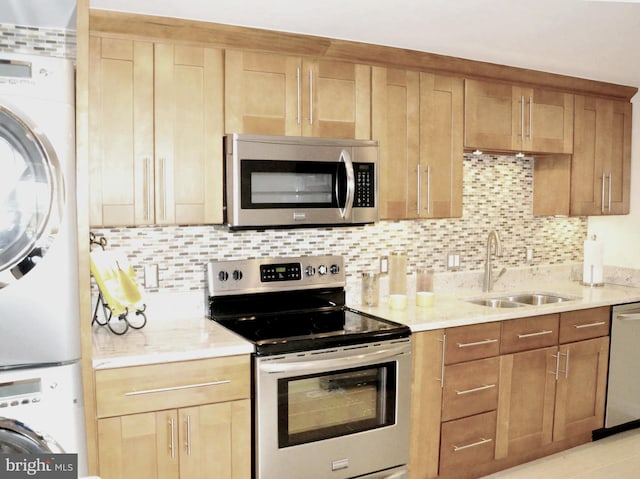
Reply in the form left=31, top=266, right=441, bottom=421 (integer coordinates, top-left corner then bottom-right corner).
left=501, top=314, right=559, bottom=354
left=442, top=357, right=500, bottom=422
left=559, top=307, right=610, bottom=343
left=445, top=322, right=501, bottom=364
left=95, top=355, right=250, bottom=418
left=440, top=410, right=497, bottom=473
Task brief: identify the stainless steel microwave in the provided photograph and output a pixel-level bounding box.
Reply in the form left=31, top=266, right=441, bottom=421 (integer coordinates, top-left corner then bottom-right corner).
left=223, top=133, right=379, bottom=229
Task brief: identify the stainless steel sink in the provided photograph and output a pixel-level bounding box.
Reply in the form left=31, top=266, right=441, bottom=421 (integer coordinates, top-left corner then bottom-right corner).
left=466, top=292, right=576, bottom=308
left=499, top=293, right=573, bottom=305
left=466, top=298, right=524, bottom=308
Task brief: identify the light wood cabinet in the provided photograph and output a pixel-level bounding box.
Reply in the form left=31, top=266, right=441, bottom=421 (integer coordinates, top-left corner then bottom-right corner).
left=95, top=356, right=250, bottom=479
left=464, top=79, right=573, bottom=154
left=89, top=36, right=224, bottom=226
left=571, top=96, right=632, bottom=216
left=409, top=329, right=444, bottom=479
left=225, top=49, right=370, bottom=139
left=496, top=308, right=609, bottom=463
left=373, top=69, right=463, bottom=220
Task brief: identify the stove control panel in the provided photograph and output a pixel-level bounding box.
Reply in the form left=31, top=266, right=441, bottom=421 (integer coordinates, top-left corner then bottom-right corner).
left=206, top=255, right=345, bottom=296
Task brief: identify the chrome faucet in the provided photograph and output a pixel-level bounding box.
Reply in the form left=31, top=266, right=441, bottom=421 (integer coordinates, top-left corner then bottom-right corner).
left=483, top=230, right=503, bottom=292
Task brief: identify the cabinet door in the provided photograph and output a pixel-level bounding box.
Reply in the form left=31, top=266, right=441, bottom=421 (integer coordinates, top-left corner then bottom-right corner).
left=553, top=337, right=609, bottom=441
left=97, top=410, right=179, bottom=479
left=372, top=67, right=420, bottom=219
left=154, top=44, right=224, bottom=224
left=409, top=330, right=444, bottom=479
left=180, top=400, right=251, bottom=479
left=225, top=50, right=301, bottom=136
left=302, top=58, right=370, bottom=139
left=525, top=88, right=573, bottom=154
left=89, top=36, right=154, bottom=226
left=495, top=347, right=557, bottom=459
left=571, top=96, right=632, bottom=215
left=420, top=73, right=464, bottom=218
left=464, top=79, right=516, bottom=152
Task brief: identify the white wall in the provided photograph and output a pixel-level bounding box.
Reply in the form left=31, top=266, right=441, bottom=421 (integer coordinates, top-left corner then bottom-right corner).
left=588, top=93, right=640, bottom=268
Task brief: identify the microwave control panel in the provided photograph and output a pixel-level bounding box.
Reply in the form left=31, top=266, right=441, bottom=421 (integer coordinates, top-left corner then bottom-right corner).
left=354, top=163, right=375, bottom=208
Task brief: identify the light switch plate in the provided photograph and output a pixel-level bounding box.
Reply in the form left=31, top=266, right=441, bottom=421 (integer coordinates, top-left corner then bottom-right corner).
left=144, top=264, right=159, bottom=289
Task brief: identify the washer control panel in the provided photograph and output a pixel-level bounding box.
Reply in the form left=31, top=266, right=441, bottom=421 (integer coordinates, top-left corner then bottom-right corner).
left=0, top=377, right=42, bottom=409
left=206, top=255, right=344, bottom=296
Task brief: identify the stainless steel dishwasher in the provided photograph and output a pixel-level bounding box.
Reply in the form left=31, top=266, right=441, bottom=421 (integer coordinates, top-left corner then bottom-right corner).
left=603, top=302, right=640, bottom=435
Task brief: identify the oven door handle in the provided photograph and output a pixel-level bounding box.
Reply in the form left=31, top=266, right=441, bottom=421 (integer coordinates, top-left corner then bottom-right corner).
left=259, top=346, right=409, bottom=374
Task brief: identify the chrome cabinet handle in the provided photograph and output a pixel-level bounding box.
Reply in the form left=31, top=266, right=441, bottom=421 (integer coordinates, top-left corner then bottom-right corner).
left=550, top=351, right=561, bottom=380
left=517, top=330, right=553, bottom=339
left=169, top=417, right=175, bottom=458
left=309, top=69, right=313, bottom=125
left=417, top=164, right=421, bottom=214
left=437, top=334, right=447, bottom=388
left=457, top=338, right=498, bottom=348
left=426, top=164, right=432, bottom=215
left=551, top=351, right=569, bottom=379
left=574, top=321, right=606, bottom=329
left=296, top=67, right=301, bottom=125
left=528, top=96, right=533, bottom=139
left=608, top=173, right=612, bottom=212
left=185, top=415, right=192, bottom=456
left=520, top=95, right=525, bottom=139
left=124, top=380, right=231, bottom=396
left=601, top=174, right=606, bottom=214
left=453, top=437, right=492, bottom=452
left=143, top=157, right=152, bottom=222
left=455, top=383, right=496, bottom=396
left=159, top=158, right=167, bottom=221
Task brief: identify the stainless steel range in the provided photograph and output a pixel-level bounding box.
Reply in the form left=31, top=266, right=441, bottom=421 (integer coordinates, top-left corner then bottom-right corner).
left=206, top=255, right=411, bottom=479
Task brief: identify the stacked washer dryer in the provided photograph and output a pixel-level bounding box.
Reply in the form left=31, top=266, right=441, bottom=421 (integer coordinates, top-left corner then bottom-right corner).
left=0, top=52, right=87, bottom=475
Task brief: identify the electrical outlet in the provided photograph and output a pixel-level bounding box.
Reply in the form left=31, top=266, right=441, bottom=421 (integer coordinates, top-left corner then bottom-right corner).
left=144, top=264, right=159, bottom=289
left=526, top=247, right=534, bottom=262
left=446, top=252, right=461, bottom=271
left=380, top=256, right=389, bottom=274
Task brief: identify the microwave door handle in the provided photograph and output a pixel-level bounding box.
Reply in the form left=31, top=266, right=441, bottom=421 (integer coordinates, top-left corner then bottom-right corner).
left=337, top=149, right=355, bottom=219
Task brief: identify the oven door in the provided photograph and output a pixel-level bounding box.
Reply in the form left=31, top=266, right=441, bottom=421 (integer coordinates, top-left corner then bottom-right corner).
left=255, top=339, right=411, bottom=479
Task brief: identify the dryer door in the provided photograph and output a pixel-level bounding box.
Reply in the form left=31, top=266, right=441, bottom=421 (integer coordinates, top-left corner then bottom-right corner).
left=0, top=104, right=63, bottom=286
left=0, top=418, right=63, bottom=453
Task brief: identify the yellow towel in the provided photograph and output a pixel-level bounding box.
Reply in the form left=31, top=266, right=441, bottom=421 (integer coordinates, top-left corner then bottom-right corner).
left=90, top=249, right=145, bottom=316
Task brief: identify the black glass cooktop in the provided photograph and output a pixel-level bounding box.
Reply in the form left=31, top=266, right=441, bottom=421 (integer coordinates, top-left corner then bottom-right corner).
left=208, top=288, right=410, bottom=355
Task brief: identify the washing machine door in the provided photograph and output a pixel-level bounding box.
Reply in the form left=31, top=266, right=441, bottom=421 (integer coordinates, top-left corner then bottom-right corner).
left=0, top=103, right=63, bottom=286
left=0, top=417, right=64, bottom=453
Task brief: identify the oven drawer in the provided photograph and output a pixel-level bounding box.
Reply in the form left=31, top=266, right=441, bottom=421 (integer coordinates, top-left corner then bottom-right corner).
left=560, top=307, right=610, bottom=343
left=501, top=314, right=559, bottom=354
left=95, top=355, right=250, bottom=418
left=445, top=322, right=501, bottom=364
left=442, top=357, right=500, bottom=422
left=439, top=411, right=497, bottom=474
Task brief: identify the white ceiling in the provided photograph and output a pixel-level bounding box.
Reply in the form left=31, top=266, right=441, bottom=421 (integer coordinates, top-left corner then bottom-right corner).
left=91, top=0, right=640, bottom=89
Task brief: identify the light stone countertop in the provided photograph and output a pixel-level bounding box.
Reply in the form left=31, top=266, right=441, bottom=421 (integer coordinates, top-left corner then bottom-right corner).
left=91, top=266, right=640, bottom=369
left=92, top=316, right=254, bottom=370
left=356, top=280, right=640, bottom=332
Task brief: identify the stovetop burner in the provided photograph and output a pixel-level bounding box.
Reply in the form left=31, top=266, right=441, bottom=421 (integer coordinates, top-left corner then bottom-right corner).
left=206, top=255, right=410, bottom=355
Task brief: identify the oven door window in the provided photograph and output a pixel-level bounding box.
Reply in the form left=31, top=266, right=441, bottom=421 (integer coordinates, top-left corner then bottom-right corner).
left=277, top=362, right=396, bottom=448
left=241, top=159, right=347, bottom=209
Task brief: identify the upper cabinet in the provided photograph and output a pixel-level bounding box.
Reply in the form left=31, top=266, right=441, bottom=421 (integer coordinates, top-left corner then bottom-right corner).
left=89, top=36, right=224, bottom=227
left=225, top=50, right=371, bottom=139
left=373, top=68, right=463, bottom=220
left=571, top=96, right=632, bottom=216
left=464, top=79, right=574, bottom=154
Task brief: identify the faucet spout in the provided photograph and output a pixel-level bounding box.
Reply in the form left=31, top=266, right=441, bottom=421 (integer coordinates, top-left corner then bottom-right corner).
left=483, top=230, right=503, bottom=292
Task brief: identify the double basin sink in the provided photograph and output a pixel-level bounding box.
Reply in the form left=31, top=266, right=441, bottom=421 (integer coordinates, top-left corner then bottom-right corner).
left=467, top=292, right=576, bottom=309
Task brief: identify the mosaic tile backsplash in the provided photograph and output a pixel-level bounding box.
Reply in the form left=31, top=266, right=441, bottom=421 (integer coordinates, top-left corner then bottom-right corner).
left=91, top=154, right=588, bottom=293
left=0, top=23, right=76, bottom=59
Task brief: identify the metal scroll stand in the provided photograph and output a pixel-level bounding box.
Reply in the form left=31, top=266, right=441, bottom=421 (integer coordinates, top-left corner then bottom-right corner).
left=90, top=233, right=147, bottom=335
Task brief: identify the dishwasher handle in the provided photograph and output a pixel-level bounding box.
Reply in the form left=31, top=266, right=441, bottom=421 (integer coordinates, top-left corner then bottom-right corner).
left=617, top=312, right=640, bottom=321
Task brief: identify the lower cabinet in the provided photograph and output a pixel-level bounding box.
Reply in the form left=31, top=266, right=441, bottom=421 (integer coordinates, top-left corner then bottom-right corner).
left=94, top=356, right=250, bottom=479
left=409, top=307, right=610, bottom=479
left=97, top=400, right=250, bottom=479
